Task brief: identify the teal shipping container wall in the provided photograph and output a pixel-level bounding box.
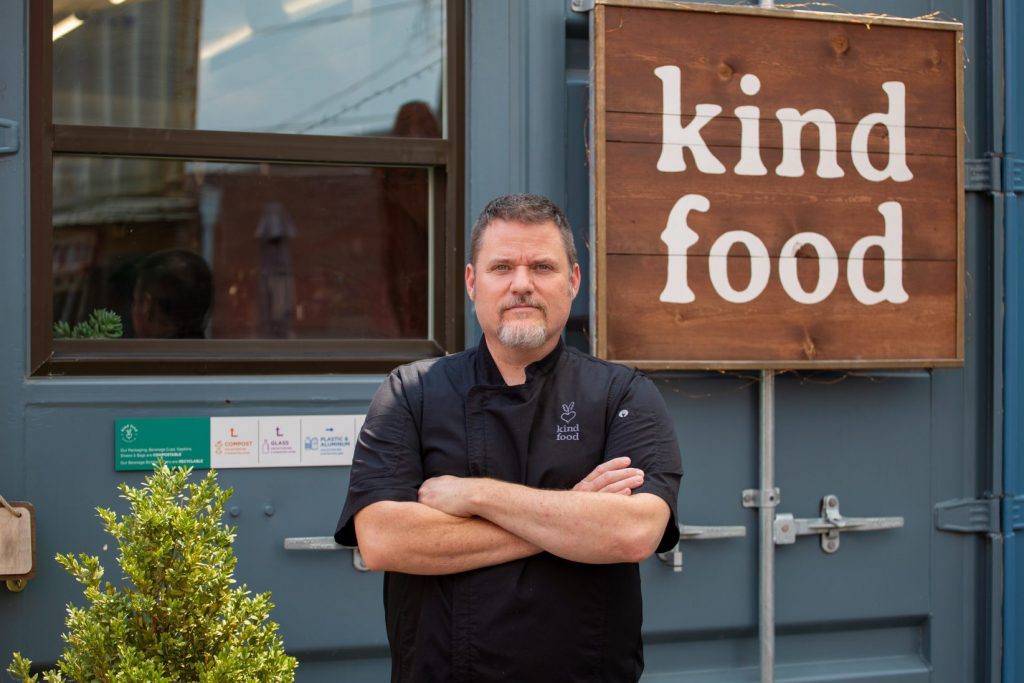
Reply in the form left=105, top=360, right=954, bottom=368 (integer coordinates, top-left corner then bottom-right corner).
left=1, top=1, right=1019, bottom=681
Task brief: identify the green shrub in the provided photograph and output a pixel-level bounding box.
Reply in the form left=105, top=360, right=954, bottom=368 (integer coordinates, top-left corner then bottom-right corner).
left=8, top=464, right=297, bottom=682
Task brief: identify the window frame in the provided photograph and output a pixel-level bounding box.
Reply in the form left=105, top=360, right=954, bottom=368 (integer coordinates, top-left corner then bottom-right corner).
left=30, top=0, right=464, bottom=376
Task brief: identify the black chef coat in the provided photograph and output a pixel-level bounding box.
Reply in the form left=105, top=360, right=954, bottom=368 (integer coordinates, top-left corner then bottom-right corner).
left=335, top=338, right=682, bottom=683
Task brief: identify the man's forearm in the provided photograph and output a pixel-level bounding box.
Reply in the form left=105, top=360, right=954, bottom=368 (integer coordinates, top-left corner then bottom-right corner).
left=354, top=500, right=540, bottom=575
left=430, top=479, right=670, bottom=565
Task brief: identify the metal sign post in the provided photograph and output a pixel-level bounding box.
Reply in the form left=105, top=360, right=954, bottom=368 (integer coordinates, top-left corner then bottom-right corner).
left=757, top=1, right=776, bottom=675
left=743, top=371, right=779, bottom=682
left=758, top=370, right=776, bottom=683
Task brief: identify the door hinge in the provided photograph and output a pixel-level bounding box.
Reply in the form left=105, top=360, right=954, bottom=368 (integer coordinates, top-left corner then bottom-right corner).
left=964, top=154, right=1024, bottom=193
left=934, top=496, right=1001, bottom=534
left=1007, top=494, right=1024, bottom=532
left=965, top=157, right=1000, bottom=192
left=1004, top=156, right=1024, bottom=194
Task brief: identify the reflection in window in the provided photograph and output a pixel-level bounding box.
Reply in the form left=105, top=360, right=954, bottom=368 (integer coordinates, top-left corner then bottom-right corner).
left=53, top=156, right=432, bottom=340
left=52, top=0, right=445, bottom=137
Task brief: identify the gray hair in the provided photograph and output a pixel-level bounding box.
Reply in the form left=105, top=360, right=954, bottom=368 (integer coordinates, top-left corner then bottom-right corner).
left=469, top=193, right=578, bottom=267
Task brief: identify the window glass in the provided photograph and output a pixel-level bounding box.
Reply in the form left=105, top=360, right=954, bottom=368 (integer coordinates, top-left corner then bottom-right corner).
left=52, top=0, right=445, bottom=137
left=53, top=156, right=432, bottom=340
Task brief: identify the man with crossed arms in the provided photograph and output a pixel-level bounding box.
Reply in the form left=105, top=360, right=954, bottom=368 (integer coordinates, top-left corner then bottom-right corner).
left=335, top=193, right=683, bottom=682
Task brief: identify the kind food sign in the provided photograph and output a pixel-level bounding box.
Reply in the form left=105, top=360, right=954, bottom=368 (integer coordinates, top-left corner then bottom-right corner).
left=591, top=1, right=963, bottom=368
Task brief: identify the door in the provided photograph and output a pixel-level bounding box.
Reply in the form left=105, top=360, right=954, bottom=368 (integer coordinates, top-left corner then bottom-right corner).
left=560, top=0, right=996, bottom=680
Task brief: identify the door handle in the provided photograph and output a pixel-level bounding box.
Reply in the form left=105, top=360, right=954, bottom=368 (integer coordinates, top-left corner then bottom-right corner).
left=656, top=523, right=747, bottom=572
left=283, top=536, right=368, bottom=572
left=773, top=494, right=904, bottom=553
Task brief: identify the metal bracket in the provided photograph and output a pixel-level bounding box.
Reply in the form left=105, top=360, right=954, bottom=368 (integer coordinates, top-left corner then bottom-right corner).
left=934, top=496, right=1001, bottom=534
left=1008, top=494, right=1024, bottom=532
left=1005, top=156, right=1024, bottom=193
left=742, top=487, right=780, bottom=509
left=965, top=156, right=1000, bottom=192
left=656, top=523, right=747, bottom=572
left=0, top=119, right=19, bottom=156
left=774, top=494, right=904, bottom=554
left=283, top=536, right=368, bottom=572
left=570, top=0, right=596, bottom=12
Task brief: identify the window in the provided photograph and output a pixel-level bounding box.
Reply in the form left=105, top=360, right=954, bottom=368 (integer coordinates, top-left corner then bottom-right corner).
left=33, top=0, right=463, bottom=374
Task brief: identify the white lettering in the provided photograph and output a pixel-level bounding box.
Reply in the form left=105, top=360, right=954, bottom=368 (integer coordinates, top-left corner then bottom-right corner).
left=709, top=231, right=771, bottom=303
left=775, top=108, right=844, bottom=179
left=778, top=232, right=839, bottom=304
left=847, top=201, right=909, bottom=304
left=850, top=81, right=913, bottom=182
left=735, top=75, right=767, bottom=176
left=654, top=65, right=726, bottom=174
left=659, top=194, right=708, bottom=304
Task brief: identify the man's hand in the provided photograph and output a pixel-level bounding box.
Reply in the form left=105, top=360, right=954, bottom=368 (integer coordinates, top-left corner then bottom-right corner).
left=418, top=475, right=477, bottom=517
left=572, top=456, right=645, bottom=494
left=420, top=457, right=644, bottom=516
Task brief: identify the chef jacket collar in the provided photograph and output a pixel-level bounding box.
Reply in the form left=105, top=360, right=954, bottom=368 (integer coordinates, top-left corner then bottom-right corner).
left=476, top=335, right=564, bottom=387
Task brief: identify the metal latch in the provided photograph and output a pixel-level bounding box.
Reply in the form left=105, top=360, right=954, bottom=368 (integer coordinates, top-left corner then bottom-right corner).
left=742, top=487, right=780, bottom=508
left=774, top=494, right=904, bottom=553
left=283, top=536, right=368, bottom=572
left=0, top=119, right=19, bottom=156
left=656, top=523, right=747, bottom=572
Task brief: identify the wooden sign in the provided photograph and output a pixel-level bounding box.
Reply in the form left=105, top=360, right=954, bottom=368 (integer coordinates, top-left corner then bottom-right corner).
left=0, top=501, right=36, bottom=581
left=591, top=0, right=964, bottom=369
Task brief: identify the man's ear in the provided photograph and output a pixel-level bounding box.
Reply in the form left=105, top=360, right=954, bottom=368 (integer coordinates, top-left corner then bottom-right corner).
left=139, top=291, right=155, bottom=320
left=570, top=262, right=581, bottom=298
left=465, top=263, right=476, bottom=302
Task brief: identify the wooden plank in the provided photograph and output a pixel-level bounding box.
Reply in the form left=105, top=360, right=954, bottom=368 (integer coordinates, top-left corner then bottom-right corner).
left=603, top=142, right=956, bottom=259
left=597, top=0, right=963, bottom=33
left=605, top=194, right=956, bottom=260
left=603, top=5, right=959, bottom=129
left=605, top=111, right=956, bottom=157
left=604, top=254, right=957, bottom=364
left=604, top=142, right=956, bottom=203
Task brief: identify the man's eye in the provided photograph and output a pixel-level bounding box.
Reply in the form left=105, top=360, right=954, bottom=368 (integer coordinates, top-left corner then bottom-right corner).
left=534, top=264, right=554, bottom=272
left=493, top=264, right=511, bottom=272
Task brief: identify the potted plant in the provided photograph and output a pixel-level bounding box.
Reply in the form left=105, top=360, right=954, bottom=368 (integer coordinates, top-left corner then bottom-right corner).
left=8, top=463, right=297, bottom=682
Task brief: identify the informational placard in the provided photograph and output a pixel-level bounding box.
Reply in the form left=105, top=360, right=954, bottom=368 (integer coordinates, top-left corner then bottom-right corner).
left=591, top=0, right=964, bottom=368
left=115, top=415, right=364, bottom=471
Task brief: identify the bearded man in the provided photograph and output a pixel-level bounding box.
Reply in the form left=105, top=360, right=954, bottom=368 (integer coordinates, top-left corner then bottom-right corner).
left=335, top=193, right=683, bottom=683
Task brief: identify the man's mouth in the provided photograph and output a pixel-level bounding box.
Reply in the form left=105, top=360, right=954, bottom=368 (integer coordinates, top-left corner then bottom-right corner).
left=500, top=298, right=546, bottom=315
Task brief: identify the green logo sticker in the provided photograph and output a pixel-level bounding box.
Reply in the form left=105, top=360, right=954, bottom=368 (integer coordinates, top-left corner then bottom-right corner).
left=115, top=418, right=211, bottom=471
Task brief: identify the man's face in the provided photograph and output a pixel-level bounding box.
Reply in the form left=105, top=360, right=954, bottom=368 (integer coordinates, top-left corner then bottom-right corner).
left=466, top=218, right=581, bottom=353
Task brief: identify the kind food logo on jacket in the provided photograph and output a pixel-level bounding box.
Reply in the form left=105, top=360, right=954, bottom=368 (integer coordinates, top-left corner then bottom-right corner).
left=556, top=402, right=580, bottom=441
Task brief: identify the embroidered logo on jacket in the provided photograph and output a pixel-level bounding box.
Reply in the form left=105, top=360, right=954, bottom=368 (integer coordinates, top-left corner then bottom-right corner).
left=556, top=402, right=580, bottom=441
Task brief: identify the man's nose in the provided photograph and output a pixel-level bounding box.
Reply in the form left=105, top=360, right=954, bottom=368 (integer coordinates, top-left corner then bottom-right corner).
left=510, top=266, right=534, bottom=293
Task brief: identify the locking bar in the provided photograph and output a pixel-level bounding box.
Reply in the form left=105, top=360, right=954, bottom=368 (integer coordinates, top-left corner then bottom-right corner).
left=773, top=494, right=904, bottom=553
left=656, top=523, right=747, bottom=572
left=283, top=536, right=368, bottom=572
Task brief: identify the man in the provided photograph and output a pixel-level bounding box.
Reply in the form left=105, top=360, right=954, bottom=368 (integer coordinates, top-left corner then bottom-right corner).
left=335, top=194, right=682, bottom=682
left=132, top=249, right=213, bottom=339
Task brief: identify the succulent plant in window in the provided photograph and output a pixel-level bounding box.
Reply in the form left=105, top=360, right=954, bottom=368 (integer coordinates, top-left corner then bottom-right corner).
left=7, top=463, right=296, bottom=682
left=53, top=308, right=123, bottom=340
